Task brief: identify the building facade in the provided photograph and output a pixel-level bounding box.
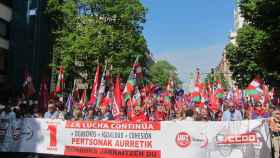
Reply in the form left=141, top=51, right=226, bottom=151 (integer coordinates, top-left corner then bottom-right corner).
left=0, top=0, right=12, bottom=102
left=9, top=0, right=51, bottom=91
left=216, top=3, right=245, bottom=87
left=0, top=0, right=51, bottom=103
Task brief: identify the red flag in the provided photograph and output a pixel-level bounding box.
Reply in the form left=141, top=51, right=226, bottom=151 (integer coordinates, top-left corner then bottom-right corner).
left=262, top=84, right=270, bottom=107
left=100, top=91, right=112, bottom=108
left=96, top=64, right=107, bottom=108
left=209, top=89, right=219, bottom=113
left=79, top=89, right=87, bottom=110
left=127, top=98, right=135, bottom=119
left=112, top=76, right=123, bottom=117
left=123, top=57, right=139, bottom=101
left=245, top=78, right=262, bottom=96
left=54, top=67, right=64, bottom=101
left=233, top=87, right=242, bottom=106
left=175, top=98, right=184, bottom=111
left=55, top=67, right=64, bottom=93
left=145, top=83, right=154, bottom=96
left=201, top=84, right=209, bottom=104
left=191, top=83, right=204, bottom=102
left=215, top=80, right=224, bottom=98
left=105, top=64, right=113, bottom=85
left=88, top=65, right=100, bottom=107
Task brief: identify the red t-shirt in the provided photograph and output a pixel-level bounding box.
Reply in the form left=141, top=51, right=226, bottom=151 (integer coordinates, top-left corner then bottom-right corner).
left=131, top=113, right=148, bottom=122
left=155, top=111, right=166, bottom=121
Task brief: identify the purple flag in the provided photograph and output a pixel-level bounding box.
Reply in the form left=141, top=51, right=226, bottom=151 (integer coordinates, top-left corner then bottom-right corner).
left=66, top=94, right=73, bottom=113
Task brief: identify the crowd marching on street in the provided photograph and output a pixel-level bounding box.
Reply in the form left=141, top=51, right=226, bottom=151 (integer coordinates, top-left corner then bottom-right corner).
left=1, top=60, right=279, bottom=123
left=1, top=60, right=280, bottom=158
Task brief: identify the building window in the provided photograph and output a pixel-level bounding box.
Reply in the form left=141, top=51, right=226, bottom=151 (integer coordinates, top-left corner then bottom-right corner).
left=0, top=0, right=12, bottom=7
left=0, top=18, right=9, bottom=39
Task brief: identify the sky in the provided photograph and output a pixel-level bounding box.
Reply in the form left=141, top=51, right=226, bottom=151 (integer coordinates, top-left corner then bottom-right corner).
left=141, top=0, right=236, bottom=89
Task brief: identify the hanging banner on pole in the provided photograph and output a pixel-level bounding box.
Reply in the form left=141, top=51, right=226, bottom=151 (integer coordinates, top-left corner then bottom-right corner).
left=0, top=118, right=272, bottom=158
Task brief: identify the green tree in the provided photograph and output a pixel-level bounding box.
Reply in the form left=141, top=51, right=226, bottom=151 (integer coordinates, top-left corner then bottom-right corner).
left=148, top=60, right=181, bottom=87
left=237, top=0, right=280, bottom=88
left=225, top=25, right=268, bottom=88
left=46, top=0, right=149, bottom=82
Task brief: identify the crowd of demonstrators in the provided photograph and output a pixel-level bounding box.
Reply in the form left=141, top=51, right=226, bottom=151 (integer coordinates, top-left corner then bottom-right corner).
left=0, top=97, right=275, bottom=122
left=1, top=74, right=280, bottom=158
left=1, top=87, right=277, bottom=123
left=3, top=63, right=276, bottom=122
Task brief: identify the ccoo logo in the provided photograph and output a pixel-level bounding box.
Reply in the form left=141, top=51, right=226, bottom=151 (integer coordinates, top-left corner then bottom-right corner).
left=175, top=131, right=192, bottom=148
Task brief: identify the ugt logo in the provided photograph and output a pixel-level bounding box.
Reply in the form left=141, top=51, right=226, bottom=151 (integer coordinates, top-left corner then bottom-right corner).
left=175, top=131, right=192, bottom=148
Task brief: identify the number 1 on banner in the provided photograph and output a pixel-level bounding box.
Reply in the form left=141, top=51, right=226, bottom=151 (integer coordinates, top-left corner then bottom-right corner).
left=47, top=125, right=57, bottom=149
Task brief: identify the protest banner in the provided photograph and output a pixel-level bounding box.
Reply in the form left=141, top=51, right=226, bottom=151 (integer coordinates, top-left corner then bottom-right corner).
left=0, top=118, right=272, bottom=158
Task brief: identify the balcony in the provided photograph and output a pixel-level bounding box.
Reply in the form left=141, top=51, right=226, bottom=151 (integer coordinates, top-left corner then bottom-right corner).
left=0, top=3, right=12, bottom=22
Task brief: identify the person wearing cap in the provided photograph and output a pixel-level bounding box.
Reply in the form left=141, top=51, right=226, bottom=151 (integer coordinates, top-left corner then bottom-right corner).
left=269, top=108, right=280, bottom=158
left=222, top=101, right=242, bottom=121
left=44, top=100, right=59, bottom=119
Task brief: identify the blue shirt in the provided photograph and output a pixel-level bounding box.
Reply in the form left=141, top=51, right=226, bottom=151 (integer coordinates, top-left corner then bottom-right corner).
left=222, top=110, right=243, bottom=121
left=44, top=111, right=59, bottom=119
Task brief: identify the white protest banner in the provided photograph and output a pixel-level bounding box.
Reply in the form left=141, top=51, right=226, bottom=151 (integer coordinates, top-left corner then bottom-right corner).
left=0, top=118, right=272, bottom=158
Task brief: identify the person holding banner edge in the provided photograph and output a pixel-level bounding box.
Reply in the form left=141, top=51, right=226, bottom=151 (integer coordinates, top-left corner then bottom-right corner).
left=269, top=108, right=280, bottom=158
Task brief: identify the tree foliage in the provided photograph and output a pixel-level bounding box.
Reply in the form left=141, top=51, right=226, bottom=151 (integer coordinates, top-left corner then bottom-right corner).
left=239, top=0, right=280, bottom=87
left=46, top=0, right=149, bottom=81
left=226, top=25, right=268, bottom=88
left=226, top=0, right=280, bottom=89
left=148, top=60, right=181, bottom=87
